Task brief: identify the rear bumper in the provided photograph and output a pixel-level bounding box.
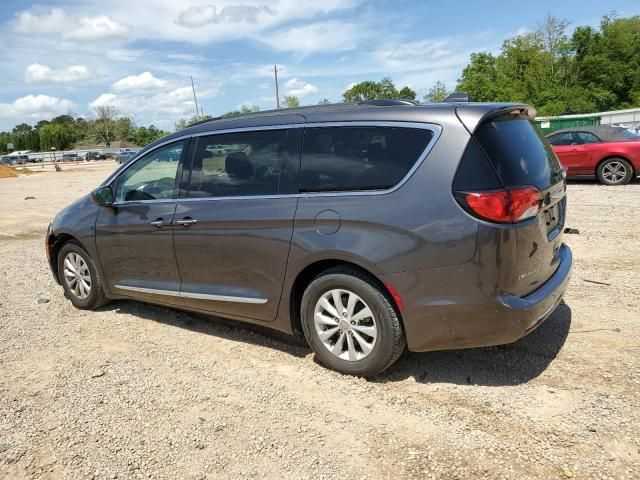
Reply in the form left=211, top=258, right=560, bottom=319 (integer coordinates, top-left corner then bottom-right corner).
left=383, top=243, right=572, bottom=352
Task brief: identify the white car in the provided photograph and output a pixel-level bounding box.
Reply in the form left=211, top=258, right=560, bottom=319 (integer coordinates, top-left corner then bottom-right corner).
left=626, top=122, right=640, bottom=135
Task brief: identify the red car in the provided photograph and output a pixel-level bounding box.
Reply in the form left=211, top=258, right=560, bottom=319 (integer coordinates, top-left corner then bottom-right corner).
left=546, top=126, right=640, bottom=185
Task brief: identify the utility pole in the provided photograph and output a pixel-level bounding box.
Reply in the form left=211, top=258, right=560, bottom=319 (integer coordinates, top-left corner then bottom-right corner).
left=274, top=64, right=281, bottom=109
left=190, top=76, right=201, bottom=119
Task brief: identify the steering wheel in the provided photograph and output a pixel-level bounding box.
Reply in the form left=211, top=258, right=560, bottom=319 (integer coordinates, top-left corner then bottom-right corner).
left=144, top=177, right=174, bottom=197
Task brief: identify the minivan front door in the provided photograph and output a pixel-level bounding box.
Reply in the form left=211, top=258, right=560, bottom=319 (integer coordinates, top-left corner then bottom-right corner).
left=173, top=128, right=302, bottom=321
left=96, top=140, right=187, bottom=302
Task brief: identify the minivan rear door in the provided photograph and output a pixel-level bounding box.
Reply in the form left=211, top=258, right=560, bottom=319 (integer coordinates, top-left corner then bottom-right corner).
left=472, top=115, right=566, bottom=296
left=172, top=127, right=303, bottom=322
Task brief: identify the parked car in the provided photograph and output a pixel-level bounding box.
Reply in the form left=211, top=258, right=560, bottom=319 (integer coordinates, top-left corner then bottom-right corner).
left=4, top=154, right=30, bottom=164
left=0, top=156, right=18, bottom=165
left=26, top=156, right=43, bottom=163
left=85, top=151, right=108, bottom=161
left=62, top=153, right=81, bottom=161
left=625, top=122, right=640, bottom=136
left=115, top=151, right=138, bottom=164
left=546, top=126, right=640, bottom=185
left=46, top=100, right=572, bottom=376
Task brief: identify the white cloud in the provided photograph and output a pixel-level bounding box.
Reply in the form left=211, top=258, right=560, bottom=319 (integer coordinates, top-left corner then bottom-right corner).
left=89, top=75, right=222, bottom=127
left=25, top=63, right=92, bottom=84
left=66, top=15, right=128, bottom=40
left=176, top=4, right=275, bottom=27
left=113, top=72, right=167, bottom=91
left=106, top=48, right=147, bottom=62
left=11, top=1, right=364, bottom=46
left=260, top=21, right=359, bottom=53
left=13, top=7, right=127, bottom=41
left=284, top=78, right=318, bottom=97
left=14, top=8, right=68, bottom=34
left=375, top=39, right=455, bottom=68
left=0, top=95, right=75, bottom=119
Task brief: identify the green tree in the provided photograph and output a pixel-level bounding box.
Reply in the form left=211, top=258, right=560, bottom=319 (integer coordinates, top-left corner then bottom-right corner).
left=282, top=95, right=300, bottom=108
left=39, top=123, right=73, bottom=150
left=11, top=123, right=40, bottom=150
left=132, top=125, right=169, bottom=146
left=342, top=77, right=415, bottom=102
left=398, top=86, right=417, bottom=100
left=424, top=81, right=450, bottom=103
left=220, top=105, right=260, bottom=119
left=457, top=14, right=640, bottom=114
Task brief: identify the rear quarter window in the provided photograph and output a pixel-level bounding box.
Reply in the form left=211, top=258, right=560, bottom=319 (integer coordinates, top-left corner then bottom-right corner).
left=474, top=118, right=563, bottom=190
left=300, top=126, right=433, bottom=192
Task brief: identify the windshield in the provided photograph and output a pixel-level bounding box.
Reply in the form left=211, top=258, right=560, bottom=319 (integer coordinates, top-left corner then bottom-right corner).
left=620, top=129, right=640, bottom=140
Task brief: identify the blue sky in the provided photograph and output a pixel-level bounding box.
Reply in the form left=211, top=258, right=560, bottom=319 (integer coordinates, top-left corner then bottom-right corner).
left=0, top=0, right=638, bottom=131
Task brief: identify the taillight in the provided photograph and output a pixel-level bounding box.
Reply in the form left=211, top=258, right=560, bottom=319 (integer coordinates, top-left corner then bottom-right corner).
left=455, top=186, right=542, bottom=223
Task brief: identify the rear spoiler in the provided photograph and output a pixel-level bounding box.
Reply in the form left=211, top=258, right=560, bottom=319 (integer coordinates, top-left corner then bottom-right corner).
left=455, top=104, right=537, bottom=134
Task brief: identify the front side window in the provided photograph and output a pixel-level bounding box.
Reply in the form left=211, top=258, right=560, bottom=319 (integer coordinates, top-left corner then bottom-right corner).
left=185, top=129, right=300, bottom=198
left=547, top=132, right=576, bottom=146
left=114, top=141, right=184, bottom=202
left=300, top=126, right=433, bottom=192
left=575, top=132, right=601, bottom=144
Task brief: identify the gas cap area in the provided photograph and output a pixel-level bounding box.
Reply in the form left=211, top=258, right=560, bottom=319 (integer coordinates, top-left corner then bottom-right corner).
left=314, top=209, right=341, bottom=235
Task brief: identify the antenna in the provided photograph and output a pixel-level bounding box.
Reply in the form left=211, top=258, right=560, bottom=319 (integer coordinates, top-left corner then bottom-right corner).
left=190, top=76, right=201, bottom=119
left=274, top=64, right=281, bottom=109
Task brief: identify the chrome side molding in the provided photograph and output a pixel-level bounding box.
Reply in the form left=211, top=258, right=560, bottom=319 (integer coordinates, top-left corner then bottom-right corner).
left=114, top=284, right=268, bottom=304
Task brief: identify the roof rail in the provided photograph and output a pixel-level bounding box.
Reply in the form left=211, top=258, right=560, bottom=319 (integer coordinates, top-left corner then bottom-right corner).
left=444, top=92, right=470, bottom=103
left=358, top=99, right=418, bottom=106
left=188, top=115, right=224, bottom=127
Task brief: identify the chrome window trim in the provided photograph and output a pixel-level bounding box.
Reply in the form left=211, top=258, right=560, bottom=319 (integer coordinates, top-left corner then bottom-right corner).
left=105, top=121, right=442, bottom=202
left=115, top=284, right=268, bottom=304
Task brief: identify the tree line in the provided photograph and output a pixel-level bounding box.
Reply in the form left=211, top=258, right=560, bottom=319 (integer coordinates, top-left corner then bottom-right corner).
left=0, top=107, right=169, bottom=154
left=456, top=13, right=640, bottom=115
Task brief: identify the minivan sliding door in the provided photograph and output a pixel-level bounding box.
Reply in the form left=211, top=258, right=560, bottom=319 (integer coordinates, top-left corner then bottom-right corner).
left=173, top=128, right=302, bottom=322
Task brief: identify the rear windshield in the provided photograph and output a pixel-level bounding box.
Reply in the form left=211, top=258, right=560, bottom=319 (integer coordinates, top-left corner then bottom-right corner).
left=474, top=118, right=563, bottom=190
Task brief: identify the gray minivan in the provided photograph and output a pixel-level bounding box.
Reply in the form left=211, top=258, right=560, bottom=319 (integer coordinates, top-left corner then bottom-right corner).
left=46, top=101, right=572, bottom=376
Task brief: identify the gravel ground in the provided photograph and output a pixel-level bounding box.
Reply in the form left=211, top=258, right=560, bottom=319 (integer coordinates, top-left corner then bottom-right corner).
left=0, top=163, right=639, bottom=479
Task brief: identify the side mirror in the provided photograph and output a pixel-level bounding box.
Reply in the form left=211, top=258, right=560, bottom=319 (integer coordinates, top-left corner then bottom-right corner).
left=91, top=186, right=114, bottom=207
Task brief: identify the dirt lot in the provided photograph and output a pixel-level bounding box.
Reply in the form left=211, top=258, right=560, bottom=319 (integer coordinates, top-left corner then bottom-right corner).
left=0, top=163, right=638, bottom=479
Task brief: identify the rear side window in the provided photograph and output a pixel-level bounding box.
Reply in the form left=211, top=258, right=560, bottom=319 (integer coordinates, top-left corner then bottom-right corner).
left=185, top=129, right=301, bottom=198
left=474, top=119, right=563, bottom=190
left=300, top=126, right=433, bottom=192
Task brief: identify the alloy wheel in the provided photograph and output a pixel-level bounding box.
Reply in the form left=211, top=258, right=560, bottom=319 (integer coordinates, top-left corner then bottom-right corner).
left=63, top=252, right=92, bottom=300
left=314, top=289, right=377, bottom=361
left=602, top=161, right=627, bottom=184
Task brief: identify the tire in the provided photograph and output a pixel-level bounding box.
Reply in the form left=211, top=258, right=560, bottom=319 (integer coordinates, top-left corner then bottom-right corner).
left=596, top=158, right=633, bottom=185
left=57, top=242, right=110, bottom=310
left=300, top=267, right=405, bottom=377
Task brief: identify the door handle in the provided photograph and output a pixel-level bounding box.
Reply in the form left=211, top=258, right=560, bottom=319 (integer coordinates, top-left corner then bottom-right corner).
left=150, top=218, right=167, bottom=228
left=175, top=217, right=198, bottom=227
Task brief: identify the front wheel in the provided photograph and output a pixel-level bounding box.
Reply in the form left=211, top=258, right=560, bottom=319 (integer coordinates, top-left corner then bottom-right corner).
left=597, top=158, right=633, bottom=185
left=57, top=242, right=110, bottom=310
left=301, top=267, right=405, bottom=377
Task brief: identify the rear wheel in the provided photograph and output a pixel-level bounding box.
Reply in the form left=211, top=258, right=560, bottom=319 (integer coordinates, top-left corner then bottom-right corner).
left=301, top=267, right=405, bottom=377
left=58, top=242, right=109, bottom=310
left=597, top=158, right=633, bottom=185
